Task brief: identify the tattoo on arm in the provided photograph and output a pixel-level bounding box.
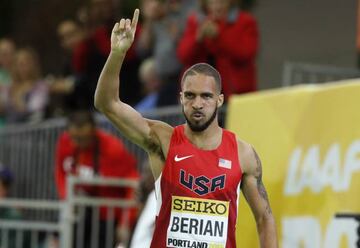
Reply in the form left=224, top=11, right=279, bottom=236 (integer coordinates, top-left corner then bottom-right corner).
left=252, top=147, right=272, bottom=215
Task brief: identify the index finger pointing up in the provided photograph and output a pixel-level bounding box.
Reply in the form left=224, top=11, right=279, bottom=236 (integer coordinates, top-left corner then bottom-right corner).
left=131, top=9, right=140, bottom=31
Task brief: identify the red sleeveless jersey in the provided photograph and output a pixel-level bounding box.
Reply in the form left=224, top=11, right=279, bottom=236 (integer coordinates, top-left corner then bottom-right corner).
left=150, top=125, right=243, bottom=248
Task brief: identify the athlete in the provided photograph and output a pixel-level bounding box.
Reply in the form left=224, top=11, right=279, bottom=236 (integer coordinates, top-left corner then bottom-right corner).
left=95, top=9, right=278, bottom=248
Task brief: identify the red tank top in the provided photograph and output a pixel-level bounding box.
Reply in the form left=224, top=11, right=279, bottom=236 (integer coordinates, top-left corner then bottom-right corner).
left=150, top=125, right=243, bottom=248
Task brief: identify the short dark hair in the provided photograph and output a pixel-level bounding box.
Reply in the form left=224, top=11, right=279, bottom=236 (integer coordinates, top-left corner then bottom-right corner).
left=67, top=110, right=96, bottom=128
left=181, top=63, right=222, bottom=94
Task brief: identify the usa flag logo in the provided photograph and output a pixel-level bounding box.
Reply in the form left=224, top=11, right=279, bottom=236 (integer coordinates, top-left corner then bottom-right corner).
left=218, top=158, right=232, bottom=169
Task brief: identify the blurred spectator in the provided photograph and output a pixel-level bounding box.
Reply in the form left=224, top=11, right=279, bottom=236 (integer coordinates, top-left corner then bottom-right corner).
left=54, top=110, right=139, bottom=246
left=0, top=166, right=22, bottom=248
left=52, top=1, right=142, bottom=111
left=0, top=165, right=33, bottom=248
left=137, top=0, right=196, bottom=107
left=177, top=0, right=259, bottom=99
left=0, top=38, right=15, bottom=88
left=0, top=38, right=16, bottom=126
left=89, top=0, right=117, bottom=28
left=85, top=0, right=143, bottom=107
left=45, top=19, right=87, bottom=117
left=0, top=164, right=14, bottom=199
left=4, top=48, right=48, bottom=123
left=135, top=57, right=163, bottom=112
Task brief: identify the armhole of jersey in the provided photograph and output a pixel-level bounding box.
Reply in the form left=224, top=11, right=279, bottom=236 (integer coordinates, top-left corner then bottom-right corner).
left=235, top=178, right=242, bottom=224
left=162, top=126, right=179, bottom=168
left=153, top=127, right=178, bottom=216
left=233, top=133, right=243, bottom=177
left=154, top=173, right=162, bottom=216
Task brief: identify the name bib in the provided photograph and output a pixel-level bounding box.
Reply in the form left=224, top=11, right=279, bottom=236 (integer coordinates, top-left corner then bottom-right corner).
left=167, top=196, right=229, bottom=248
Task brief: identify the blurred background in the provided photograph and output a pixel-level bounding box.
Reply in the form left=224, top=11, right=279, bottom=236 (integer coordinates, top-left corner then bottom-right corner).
left=0, top=0, right=357, bottom=89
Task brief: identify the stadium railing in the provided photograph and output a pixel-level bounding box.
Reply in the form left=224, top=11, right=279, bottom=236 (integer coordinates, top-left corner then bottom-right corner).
left=0, top=199, right=64, bottom=248
left=0, top=105, right=184, bottom=201
left=0, top=105, right=227, bottom=201
left=282, top=61, right=360, bottom=87
left=0, top=176, right=139, bottom=248
left=65, top=176, right=139, bottom=248
left=0, top=103, right=223, bottom=248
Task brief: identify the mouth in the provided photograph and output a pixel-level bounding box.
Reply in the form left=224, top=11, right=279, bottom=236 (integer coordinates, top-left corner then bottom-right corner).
left=191, top=112, right=204, bottom=121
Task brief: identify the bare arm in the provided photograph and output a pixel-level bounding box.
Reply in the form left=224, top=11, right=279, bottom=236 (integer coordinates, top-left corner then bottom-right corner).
left=94, top=9, right=172, bottom=176
left=240, top=142, right=278, bottom=248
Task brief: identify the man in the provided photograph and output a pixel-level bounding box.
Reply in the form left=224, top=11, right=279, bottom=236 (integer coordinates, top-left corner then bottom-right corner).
left=95, top=9, right=277, bottom=247
left=54, top=110, right=139, bottom=246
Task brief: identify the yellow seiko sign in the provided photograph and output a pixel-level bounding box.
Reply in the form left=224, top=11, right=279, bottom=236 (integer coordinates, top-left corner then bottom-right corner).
left=226, top=80, right=360, bottom=248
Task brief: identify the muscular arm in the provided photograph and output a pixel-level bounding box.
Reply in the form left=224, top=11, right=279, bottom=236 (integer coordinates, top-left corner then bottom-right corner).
left=240, top=143, right=278, bottom=248
left=94, top=10, right=172, bottom=178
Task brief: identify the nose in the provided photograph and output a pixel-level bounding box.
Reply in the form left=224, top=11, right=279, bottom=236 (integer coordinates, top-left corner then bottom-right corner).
left=192, top=96, right=204, bottom=110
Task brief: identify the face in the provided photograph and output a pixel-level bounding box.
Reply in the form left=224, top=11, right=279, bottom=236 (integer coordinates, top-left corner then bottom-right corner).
left=141, top=0, right=165, bottom=20
left=140, top=61, right=161, bottom=93
left=180, top=73, right=223, bottom=132
left=90, top=0, right=114, bottom=23
left=0, top=39, right=15, bottom=69
left=206, top=0, right=231, bottom=20
left=14, top=50, right=39, bottom=81
left=68, top=123, right=95, bottom=149
left=58, top=21, right=81, bottom=51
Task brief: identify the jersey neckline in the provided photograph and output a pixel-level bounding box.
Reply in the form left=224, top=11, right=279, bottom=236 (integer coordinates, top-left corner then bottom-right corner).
left=180, top=124, right=224, bottom=152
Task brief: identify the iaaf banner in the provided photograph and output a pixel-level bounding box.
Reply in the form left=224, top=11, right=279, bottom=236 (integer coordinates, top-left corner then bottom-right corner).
left=226, top=80, right=360, bottom=248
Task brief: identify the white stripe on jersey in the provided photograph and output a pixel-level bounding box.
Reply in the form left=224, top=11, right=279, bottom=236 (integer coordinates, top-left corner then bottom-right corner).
left=154, top=173, right=163, bottom=216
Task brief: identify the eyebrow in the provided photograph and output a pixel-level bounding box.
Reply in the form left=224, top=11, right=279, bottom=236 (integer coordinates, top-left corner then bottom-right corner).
left=183, top=91, right=214, bottom=97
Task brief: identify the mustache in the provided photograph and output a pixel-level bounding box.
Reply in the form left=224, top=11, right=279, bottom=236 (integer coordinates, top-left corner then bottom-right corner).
left=191, top=110, right=204, bottom=115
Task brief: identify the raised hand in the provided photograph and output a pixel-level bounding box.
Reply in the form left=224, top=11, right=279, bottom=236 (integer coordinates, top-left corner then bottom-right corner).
left=111, top=9, right=139, bottom=54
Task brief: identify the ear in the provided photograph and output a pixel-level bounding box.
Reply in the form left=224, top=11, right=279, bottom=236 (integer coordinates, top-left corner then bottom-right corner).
left=217, top=94, right=224, bottom=108
left=179, top=91, right=184, bottom=104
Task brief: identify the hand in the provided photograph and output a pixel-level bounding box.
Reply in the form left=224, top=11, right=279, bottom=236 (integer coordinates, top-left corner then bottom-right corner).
left=196, top=20, right=219, bottom=41
left=111, top=9, right=139, bottom=54
left=116, top=225, right=130, bottom=245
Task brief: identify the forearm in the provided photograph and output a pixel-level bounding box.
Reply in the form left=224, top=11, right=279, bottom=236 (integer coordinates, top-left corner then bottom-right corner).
left=94, top=51, right=125, bottom=111
left=257, top=214, right=278, bottom=248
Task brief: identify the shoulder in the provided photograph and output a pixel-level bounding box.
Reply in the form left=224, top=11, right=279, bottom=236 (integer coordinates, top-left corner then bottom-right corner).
left=186, top=11, right=203, bottom=25
left=145, top=119, right=174, bottom=154
left=97, top=129, right=123, bottom=149
left=58, top=132, right=71, bottom=145
left=147, top=119, right=174, bottom=138
left=235, top=137, right=257, bottom=174
left=97, top=129, right=118, bottom=142
left=56, top=132, right=75, bottom=154
left=238, top=11, right=258, bottom=25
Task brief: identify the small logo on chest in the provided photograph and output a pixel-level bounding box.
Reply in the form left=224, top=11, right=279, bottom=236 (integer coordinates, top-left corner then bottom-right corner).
left=179, top=169, right=226, bottom=196
left=174, top=154, right=194, bottom=162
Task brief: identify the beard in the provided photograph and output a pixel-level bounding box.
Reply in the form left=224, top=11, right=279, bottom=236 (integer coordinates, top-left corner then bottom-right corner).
left=183, top=106, right=218, bottom=132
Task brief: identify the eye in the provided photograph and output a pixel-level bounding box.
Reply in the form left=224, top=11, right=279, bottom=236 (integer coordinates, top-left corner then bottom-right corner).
left=184, top=92, right=195, bottom=99
left=201, top=93, right=213, bottom=99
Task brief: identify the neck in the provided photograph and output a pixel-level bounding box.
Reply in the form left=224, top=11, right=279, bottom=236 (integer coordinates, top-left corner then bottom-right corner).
left=184, top=119, right=222, bottom=150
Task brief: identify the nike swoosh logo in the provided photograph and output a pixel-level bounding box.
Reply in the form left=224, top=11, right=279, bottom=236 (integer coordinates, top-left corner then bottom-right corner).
left=174, top=155, right=194, bottom=162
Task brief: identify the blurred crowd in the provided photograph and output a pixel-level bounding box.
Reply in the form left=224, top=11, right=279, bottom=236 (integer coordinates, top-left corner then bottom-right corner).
left=0, top=0, right=259, bottom=127
left=0, top=0, right=259, bottom=247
